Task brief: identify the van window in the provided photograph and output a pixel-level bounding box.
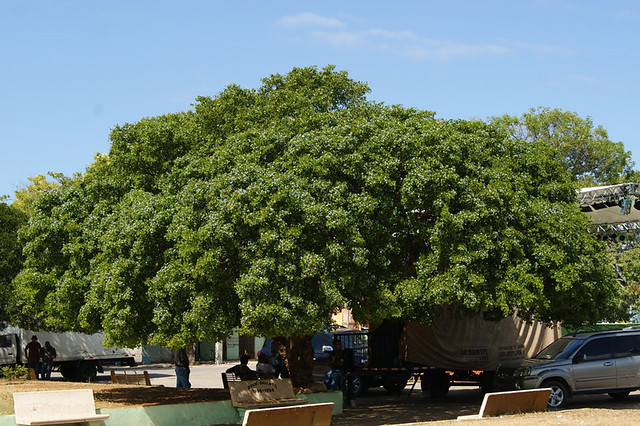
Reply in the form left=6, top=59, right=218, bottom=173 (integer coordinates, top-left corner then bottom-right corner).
left=0, top=335, right=12, bottom=348
left=614, top=334, right=640, bottom=357
left=577, top=337, right=613, bottom=361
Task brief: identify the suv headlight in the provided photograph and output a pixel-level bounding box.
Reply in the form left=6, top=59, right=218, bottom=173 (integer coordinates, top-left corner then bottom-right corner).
left=514, top=367, right=531, bottom=377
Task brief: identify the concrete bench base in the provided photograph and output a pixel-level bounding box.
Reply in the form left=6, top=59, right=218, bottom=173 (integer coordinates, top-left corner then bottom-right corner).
left=457, top=388, right=551, bottom=420
left=13, top=389, right=109, bottom=425
left=242, top=402, right=333, bottom=426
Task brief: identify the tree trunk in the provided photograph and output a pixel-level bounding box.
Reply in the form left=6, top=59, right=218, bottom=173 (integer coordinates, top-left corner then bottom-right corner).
left=286, top=334, right=314, bottom=388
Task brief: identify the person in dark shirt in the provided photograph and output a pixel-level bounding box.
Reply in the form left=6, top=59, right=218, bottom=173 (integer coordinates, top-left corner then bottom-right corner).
left=24, top=335, right=41, bottom=379
left=226, top=349, right=257, bottom=380
left=172, top=348, right=191, bottom=388
left=40, top=341, right=57, bottom=380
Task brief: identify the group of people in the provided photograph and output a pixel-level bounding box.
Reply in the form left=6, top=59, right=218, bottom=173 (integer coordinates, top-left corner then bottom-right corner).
left=22, top=336, right=344, bottom=389
left=225, top=339, right=345, bottom=391
left=225, top=349, right=288, bottom=380
left=171, top=339, right=346, bottom=391
left=24, top=335, right=57, bottom=380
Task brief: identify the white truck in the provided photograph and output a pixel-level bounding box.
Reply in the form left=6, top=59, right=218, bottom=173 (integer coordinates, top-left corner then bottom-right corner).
left=0, top=326, right=139, bottom=381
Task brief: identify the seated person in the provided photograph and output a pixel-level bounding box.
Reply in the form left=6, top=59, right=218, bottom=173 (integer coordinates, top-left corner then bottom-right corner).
left=226, top=351, right=257, bottom=380
left=323, top=339, right=345, bottom=391
left=256, top=353, right=275, bottom=378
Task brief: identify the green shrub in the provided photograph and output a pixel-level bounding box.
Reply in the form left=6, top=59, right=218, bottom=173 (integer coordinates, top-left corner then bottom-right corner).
left=0, top=365, right=30, bottom=380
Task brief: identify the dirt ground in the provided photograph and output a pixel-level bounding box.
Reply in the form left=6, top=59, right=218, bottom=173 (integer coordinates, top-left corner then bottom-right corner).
left=3, top=379, right=640, bottom=425
left=0, top=380, right=229, bottom=415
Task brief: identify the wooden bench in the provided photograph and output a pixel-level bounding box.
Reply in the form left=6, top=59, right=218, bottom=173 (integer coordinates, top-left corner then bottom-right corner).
left=457, top=388, right=552, bottom=420
left=241, top=402, right=333, bottom=426
left=222, top=371, right=241, bottom=389
left=110, top=370, right=152, bottom=386
left=222, top=371, right=274, bottom=389
left=228, top=378, right=308, bottom=409
left=13, top=389, right=109, bottom=425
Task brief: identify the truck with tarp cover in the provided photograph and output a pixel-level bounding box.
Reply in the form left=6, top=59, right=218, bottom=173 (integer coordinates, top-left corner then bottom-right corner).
left=334, top=310, right=560, bottom=397
left=0, top=326, right=139, bottom=381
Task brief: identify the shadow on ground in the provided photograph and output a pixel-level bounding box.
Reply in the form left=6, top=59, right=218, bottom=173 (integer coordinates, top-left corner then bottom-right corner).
left=330, top=387, right=640, bottom=425
left=331, top=387, right=483, bottom=425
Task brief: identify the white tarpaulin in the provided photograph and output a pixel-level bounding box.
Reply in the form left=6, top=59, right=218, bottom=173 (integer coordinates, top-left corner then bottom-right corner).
left=399, top=311, right=560, bottom=371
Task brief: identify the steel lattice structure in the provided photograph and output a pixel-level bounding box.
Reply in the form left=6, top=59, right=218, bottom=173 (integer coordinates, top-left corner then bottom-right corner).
left=578, top=183, right=640, bottom=205
left=579, top=183, right=640, bottom=246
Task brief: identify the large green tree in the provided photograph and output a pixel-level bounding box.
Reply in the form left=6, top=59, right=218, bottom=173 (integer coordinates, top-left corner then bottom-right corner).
left=11, top=66, right=621, bottom=386
left=0, top=202, right=27, bottom=325
left=490, top=107, right=632, bottom=186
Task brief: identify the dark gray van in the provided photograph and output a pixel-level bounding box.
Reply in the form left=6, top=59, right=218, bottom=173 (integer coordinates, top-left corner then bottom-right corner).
left=494, top=328, right=640, bottom=408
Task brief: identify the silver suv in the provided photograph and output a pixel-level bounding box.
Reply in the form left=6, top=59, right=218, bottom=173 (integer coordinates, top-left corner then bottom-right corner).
left=494, top=328, right=640, bottom=408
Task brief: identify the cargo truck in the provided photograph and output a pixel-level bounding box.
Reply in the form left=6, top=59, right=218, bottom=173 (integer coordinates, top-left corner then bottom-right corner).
left=334, top=310, right=560, bottom=397
left=0, top=326, right=138, bottom=381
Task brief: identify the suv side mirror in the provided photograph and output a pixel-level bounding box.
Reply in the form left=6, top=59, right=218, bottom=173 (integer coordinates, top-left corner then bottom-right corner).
left=573, top=353, right=586, bottom=364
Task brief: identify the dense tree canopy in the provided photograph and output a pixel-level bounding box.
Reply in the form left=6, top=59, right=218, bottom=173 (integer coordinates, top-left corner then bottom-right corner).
left=490, top=107, right=632, bottom=186
left=11, top=67, right=622, bottom=381
left=0, top=202, right=27, bottom=325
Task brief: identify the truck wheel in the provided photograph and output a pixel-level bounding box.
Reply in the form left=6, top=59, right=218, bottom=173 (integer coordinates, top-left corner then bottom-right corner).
left=421, top=369, right=450, bottom=398
left=342, top=373, right=366, bottom=397
left=543, top=380, right=568, bottom=408
left=382, top=373, right=409, bottom=394
left=76, top=361, right=98, bottom=382
left=59, top=363, right=76, bottom=381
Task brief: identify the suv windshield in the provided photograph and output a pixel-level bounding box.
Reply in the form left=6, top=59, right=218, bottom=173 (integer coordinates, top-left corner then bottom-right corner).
left=534, top=336, right=583, bottom=360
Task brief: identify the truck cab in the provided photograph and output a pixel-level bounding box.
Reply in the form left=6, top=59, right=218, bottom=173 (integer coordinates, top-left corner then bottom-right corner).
left=0, top=334, right=18, bottom=365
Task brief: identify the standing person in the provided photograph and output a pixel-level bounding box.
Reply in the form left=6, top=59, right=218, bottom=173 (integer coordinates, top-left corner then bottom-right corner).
left=24, top=335, right=41, bottom=379
left=40, top=341, right=57, bottom=380
left=323, top=339, right=345, bottom=391
left=172, top=348, right=191, bottom=389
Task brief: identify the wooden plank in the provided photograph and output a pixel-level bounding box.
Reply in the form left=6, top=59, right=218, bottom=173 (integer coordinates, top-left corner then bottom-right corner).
left=242, top=402, right=333, bottom=426
left=458, top=388, right=551, bottom=420
left=14, top=389, right=109, bottom=425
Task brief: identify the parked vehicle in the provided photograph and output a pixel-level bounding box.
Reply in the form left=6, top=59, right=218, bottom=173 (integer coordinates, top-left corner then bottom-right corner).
left=494, top=328, right=640, bottom=408
left=332, top=309, right=559, bottom=397
left=0, top=326, right=138, bottom=381
left=258, top=331, right=367, bottom=366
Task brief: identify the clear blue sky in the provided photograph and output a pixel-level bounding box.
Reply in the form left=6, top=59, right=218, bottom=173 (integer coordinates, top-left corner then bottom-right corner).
left=2, top=0, right=639, bottom=201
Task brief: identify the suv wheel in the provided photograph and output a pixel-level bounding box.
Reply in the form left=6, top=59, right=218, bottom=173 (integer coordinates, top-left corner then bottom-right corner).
left=544, top=380, right=568, bottom=408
